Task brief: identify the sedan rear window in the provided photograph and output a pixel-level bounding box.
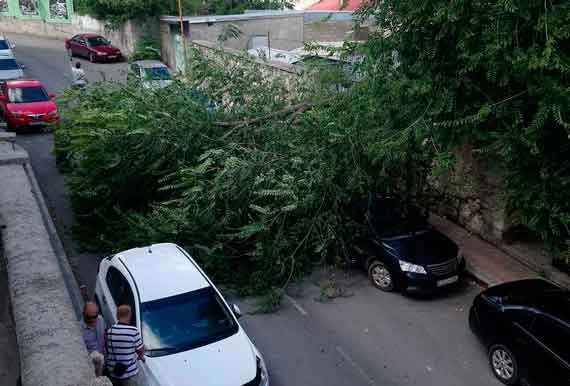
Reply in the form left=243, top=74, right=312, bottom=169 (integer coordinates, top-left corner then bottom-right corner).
left=0, top=59, right=18, bottom=70
left=141, top=287, right=238, bottom=357
left=0, top=40, right=9, bottom=50
left=8, top=86, right=49, bottom=103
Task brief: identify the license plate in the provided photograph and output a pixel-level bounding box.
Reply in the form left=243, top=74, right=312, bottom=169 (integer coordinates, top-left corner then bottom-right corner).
left=108, top=55, right=116, bottom=59
left=29, top=121, right=45, bottom=126
left=437, top=275, right=459, bottom=287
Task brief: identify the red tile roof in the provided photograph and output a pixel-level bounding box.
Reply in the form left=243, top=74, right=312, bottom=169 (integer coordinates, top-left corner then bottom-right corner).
left=307, top=0, right=362, bottom=11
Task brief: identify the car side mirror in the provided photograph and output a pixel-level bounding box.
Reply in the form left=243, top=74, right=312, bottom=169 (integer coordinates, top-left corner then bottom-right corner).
left=19, top=63, right=25, bottom=70
left=10, top=43, right=16, bottom=49
left=232, top=304, right=242, bottom=319
left=48, top=93, right=56, bottom=99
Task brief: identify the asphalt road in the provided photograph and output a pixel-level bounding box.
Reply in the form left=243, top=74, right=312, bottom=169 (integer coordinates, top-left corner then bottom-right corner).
left=5, top=34, right=502, bottom=386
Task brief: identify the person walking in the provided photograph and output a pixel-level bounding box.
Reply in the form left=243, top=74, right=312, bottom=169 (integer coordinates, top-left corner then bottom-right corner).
left=80, top=302, right=106, bottom=377
left=106, top=305, right=145, bottom=386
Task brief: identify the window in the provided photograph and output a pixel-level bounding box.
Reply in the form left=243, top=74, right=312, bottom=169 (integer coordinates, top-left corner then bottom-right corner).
left=0, top=40, right=9, bottom=50
left=141, top=287, right=238, bottom=357
left=532, top=315, right=570, bottom=364
left=144, top=67, right=171, bottom=81
left=0, top=59, right=18, bottom=70
left=87, top=36, right=109, bottom=47
left=8, top=87, right=48, bottom=103
left=105, top=266, right=136, bottom=325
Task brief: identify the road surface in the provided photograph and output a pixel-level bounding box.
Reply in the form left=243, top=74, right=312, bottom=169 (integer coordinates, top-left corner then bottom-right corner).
left=6, top=33, right=502, bottom=386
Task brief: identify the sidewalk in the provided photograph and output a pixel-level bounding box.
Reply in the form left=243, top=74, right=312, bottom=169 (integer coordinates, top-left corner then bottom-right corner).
left=429, top=214, right=570, bottom=288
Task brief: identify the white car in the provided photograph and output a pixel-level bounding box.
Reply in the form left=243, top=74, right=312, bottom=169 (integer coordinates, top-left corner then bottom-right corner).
left=0, top=36, right=15, bottom=59
left=0, top=58, right=24, bottom=80
left=129, top=60, right=173, bottom=89
left=95, top=243, right=269, bottom=386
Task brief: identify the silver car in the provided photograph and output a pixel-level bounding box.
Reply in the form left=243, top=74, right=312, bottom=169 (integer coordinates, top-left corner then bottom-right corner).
left=129, top=60, right=173, bottom=89
left=0, top=58, right=24, bottom=80
left=0, top=36, right=15, bottom=59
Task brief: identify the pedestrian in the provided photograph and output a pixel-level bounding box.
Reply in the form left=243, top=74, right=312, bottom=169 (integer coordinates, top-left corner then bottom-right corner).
left=71, top=61, right=87, bottom=88
left=106, top=305, right=145, bottom=386
left=80, top=302, right=106, bottom=377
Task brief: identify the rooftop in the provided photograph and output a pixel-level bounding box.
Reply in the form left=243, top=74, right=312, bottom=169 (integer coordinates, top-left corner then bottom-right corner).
left=161, top=10, right=354, bottom=24
left=117, top=243, right=210, bottom=302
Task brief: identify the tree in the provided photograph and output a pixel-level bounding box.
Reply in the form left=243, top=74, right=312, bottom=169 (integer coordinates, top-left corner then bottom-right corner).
left=358, top=0, right=570, bottom=258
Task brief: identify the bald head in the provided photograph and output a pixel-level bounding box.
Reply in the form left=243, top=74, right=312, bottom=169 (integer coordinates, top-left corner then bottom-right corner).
left=83, top=302, right=99, bottom=324
left=117, top=305, right=132, bottom=323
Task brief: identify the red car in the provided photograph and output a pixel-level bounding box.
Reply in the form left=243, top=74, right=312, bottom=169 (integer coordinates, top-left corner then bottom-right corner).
left=65, top=33, right=123, bottom=63
left=0, top=80, right=60, bottom=131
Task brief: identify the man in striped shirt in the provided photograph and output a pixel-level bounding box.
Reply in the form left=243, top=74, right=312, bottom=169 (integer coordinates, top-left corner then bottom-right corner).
left=106, top=305, right=145, bottom=386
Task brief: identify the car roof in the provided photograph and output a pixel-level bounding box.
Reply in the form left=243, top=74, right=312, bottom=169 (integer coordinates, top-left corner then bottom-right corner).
left=115, top=243, right=210, bottom=303
left=132, top=60, right=168, bottom=68
left=80, top=33, right=102, bottom=38
left=5, top=79, right=43, bottom=87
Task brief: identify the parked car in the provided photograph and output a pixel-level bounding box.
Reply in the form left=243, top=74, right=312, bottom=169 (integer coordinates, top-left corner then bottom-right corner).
left=94, top=243, right=269, bottom=386
left=0, top=36, right=16, bottom=58
left=0, top=58, right=24, bottom=80
left=128, top=60, right=173, bottom=89
left=0, top=80, right=59, bottom=131
left=65, top=33, right=123, bottom=63
left=347, top=193, right=465, bottom=292
left=469, top=279, right=570, bottom=385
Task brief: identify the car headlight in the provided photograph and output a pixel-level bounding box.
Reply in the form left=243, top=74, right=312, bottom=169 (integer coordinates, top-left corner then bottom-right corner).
left=257, top=356, right=269, bottom=386
left=98, top=52, right=108, bottom=56
left=11, top=112, right=24, bottom=118
left=399, top=260, right=427, bottom=274
left=48, top=110, right=58, bottom=117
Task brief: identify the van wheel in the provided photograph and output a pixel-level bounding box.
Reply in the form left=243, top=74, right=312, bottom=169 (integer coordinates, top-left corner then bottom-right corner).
left=368, top=260, right=395, bottom=292
left=489, top=344, right=519, bottom=385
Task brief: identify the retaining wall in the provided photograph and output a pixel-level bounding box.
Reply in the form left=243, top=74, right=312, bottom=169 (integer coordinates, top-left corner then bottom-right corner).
left=0, top=15, right=158, bottom=54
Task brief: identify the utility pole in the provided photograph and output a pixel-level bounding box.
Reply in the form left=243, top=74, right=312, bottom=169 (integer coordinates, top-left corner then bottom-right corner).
left=177, top=0, right=189, bottom=72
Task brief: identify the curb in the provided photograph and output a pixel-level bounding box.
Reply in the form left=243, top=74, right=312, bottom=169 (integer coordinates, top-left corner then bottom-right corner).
left=464, top=267, right=490, bottom=289
left=23, top=160, right=84, bottom=320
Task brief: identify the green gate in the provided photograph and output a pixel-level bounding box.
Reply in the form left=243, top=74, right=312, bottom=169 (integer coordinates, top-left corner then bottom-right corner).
left=0, top=0, right=74, bottom=22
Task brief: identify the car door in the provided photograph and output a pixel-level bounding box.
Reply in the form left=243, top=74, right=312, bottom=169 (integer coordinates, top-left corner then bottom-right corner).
left=75, top=36, right=88, bottom=58
left=99, top=265, right=138, bottom=326
left=527, top=315, right=570, bottom=385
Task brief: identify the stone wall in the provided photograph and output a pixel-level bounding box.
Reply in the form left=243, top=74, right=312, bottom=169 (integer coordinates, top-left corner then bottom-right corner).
left=0, top=15, right=158, bottom=54
left=430, top=144, right=508, bottom=242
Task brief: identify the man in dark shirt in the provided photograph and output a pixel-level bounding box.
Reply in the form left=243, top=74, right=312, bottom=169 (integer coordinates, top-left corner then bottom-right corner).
left=106, top=305, right=145, bottom=386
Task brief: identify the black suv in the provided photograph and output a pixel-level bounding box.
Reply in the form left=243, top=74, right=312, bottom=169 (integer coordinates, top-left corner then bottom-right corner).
left=469, top=279, right=570, bottom=385
left=347, top=193, right=465, bottom=292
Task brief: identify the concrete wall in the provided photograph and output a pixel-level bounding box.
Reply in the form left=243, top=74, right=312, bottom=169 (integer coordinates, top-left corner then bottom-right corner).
left=0, top=15, right=158, bottom=54
left=189, top=14, right=306, bottom=51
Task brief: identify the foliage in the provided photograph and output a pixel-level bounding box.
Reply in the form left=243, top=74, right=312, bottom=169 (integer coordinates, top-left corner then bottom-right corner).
left=129, top=35, right=161, bottom=61
left=357, top=0, right=570, bottom=255
left=55, top=47, right=430, bottom=294
left=74, top=0, right=293, bottom=25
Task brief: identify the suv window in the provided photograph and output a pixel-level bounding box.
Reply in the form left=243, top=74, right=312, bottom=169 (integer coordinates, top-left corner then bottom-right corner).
left=105, top=266, right=136, bottom=325
left=532, top=315, right=570, bottom=364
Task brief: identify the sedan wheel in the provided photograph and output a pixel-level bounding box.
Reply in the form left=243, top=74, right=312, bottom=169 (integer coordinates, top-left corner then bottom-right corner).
left=368, top=260, right=395, bottom=292
left=489, top=345, right=519, bottom=385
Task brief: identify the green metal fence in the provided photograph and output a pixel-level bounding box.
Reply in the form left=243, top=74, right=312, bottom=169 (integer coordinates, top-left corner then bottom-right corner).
left=0, top=0, right=74, bottom=22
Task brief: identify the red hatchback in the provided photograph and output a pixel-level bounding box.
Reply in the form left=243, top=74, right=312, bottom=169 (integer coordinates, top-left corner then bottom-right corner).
left=0, top=80, right=60, bottom=131
left=65, top=33, right=123, bottom=63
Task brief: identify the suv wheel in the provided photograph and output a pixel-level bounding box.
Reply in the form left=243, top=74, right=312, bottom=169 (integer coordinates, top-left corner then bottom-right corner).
left=368, top=260, right=395, bottom=292
left=489, top=344, right=519, bottom=385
